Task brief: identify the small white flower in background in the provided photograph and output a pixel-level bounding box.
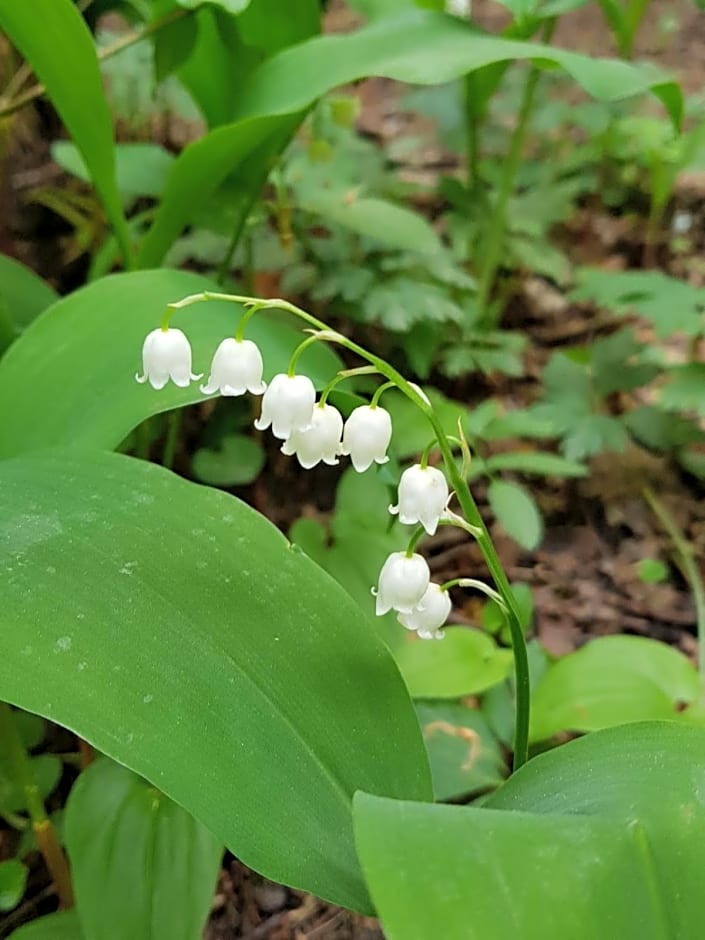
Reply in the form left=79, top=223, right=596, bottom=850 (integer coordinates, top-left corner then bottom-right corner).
left=341, top=405, right=392, bottom=472
left=446, top=0, right=470, bottom=16
left=254, top=373, right=316, bottom=440
left=201, top=338, right=266, bottom=396
left=373, top=551, right=430, bottom=616
left=281, top=402, right=343, bottom=469
left=135, top=328, right=201, bottom=390
left=398, top=582, right=451, bottom=640
left=389, top=464, right=449, bottom=536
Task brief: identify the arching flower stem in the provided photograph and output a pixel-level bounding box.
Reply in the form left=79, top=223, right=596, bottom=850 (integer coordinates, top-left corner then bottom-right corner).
left=405, top=526, right=427, bottom=558
left=166, top=289, right=531, bottom=771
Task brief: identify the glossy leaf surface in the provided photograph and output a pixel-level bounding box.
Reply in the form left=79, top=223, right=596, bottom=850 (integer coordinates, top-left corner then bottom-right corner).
left=0, top=450, right=431, bottom=910
left=355, top=722, right=705, bottom=938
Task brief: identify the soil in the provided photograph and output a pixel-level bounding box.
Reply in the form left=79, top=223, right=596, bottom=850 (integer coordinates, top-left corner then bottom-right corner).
left=1, top=1, right=705, bottom=938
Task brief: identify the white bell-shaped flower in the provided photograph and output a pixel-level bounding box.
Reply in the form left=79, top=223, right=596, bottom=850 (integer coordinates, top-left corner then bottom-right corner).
left=201, top=338, right=266, bottom=396
left=341, top=405, right=392, bottom=472
left=135, top=328, right=201, bottom=390
left=398, top=582, right=451, bottom=639
left=372, top=551, right=430, bottom=616
left=389, top=464, right=449, bottom=536
left=254, top=373, right=316, bottom=440
left=281, top=402, right=343, bottom=469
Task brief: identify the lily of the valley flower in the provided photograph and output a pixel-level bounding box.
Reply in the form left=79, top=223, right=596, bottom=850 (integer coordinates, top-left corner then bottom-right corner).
left=389, top=464, right=449, bottom=535
left=373, top=551, right=430, bottom=616
left=341, top=405, right=392, bottom=472
left=398, top=582, right=451, bottom=640
left=281, top=402, right=343, bottom=469
left=136, top=328, right=201, bottom=390
left=201, top=338, right=266, bottom=396
left=255, top=373, right=316, bottom=440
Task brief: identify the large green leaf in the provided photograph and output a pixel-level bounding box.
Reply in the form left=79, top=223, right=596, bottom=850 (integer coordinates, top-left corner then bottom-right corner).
left=355, top=722, right=705, bottom=939
left=0, top=269, right=341, bottom=458
left=0, top=450, right=431, bottom=911
left=0, top=254, right=58, bottom=333
left=139, top=8, right=681, bottom=266
left=65, top=758, right=222, bottom=940
left=10, top=911, right=84, bottom=940
left=530, top=635, right=700, bottom=740
left=0, top=0, right=132, bottom=266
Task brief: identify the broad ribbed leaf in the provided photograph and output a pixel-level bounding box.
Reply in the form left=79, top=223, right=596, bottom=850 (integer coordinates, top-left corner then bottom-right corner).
left=0, top=269, right=341, bottom=458
left=65, top=759, right=222, bottom=940
left=139, top=8, right=681, bottom=265
left=0, top=0, right=132, bottom=265
left=0, top=450, right=431, bottom=910
left=355, top=723, right=705, bottom=938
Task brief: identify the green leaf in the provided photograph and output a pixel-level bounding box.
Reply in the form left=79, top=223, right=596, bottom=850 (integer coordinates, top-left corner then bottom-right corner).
left=0, top=859, right=28, bottom=912
left=9, top=911, right=84, bottom=940
left=395, top=629, right=513, bottom=698
left=637, top=558, right=669, bottom=584
left=0, top=755, right=62, bottom=815
left=416, top=702, right=506, bottom=801
left=302, top=193, right=441, bottom=254
left=660, top=363, right=705, bottom=417
left=487, top=479, right=543, bottom=550
left=0, top=269, right=341, bottom=458
left=0, top=450, right=431, bottom=911
left=65, top=758, right=222, bottom=940
left=52, top=141, right=175, bottom=201
left=530, top=635, right=700, bottom=741
left=140, top=8, right=681, bottom=265
left=571, top=269, right=705, bottom=339
left=192, top=434, right=265, bottom=486
left=0, top=254, right=58, bottom=334
left=354, top=722, right=705, bottom=940
left=483, top=452, right=587, bottom=478
left=0, top=0, right=132, bottom=265
left=562, top=413, right=630, bottom=461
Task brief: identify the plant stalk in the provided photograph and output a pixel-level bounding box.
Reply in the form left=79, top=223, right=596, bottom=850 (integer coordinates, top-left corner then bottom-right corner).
left=0, top=703, right=74, bottom=908
left=166, top=291, right=532, bottom=769
left=475, top=22, right=555, bottom=326
left=644, top=487, right=705, bottom=683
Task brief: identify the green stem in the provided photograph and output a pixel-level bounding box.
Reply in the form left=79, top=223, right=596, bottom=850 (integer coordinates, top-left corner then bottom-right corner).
left=463, top=74, right=480, bottom=197
left=405, top=526, right=427, bottom=557
left=644, top=487, right=705, bottom=683
left=0, top=704, right=74, bottom=908
left=370, top=380, right=396, bottom=408
left=319, top=366, right=380, bottom=405
left=164, top=289, right=531, bottom=767
left=162, top=409, right=181, bottom=470
left=475, top=22, right=555, bottom=326
left=440, top=577, right=503, bottom=603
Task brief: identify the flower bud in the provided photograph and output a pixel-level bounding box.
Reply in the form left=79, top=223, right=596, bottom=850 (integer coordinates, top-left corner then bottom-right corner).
left=281, top=403, right=343, bottom=469
left=201, top=338, right=266, bottom=396
left=398, top=582, right=451, bottom=639
left=373, top=551, right=430, bottom=616
left=135, top=328, right=201, bottom=390
left=254, top=373, right=316, bottom=440
left=341, top=405, right=392, bottom=473
left=389, top=464, right=449, bottom=536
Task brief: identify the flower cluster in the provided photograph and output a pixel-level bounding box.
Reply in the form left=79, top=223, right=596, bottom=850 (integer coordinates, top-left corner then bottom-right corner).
left=137, top=321, right=456, bottom=639
left=136, top=327, right=392, bottom=472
